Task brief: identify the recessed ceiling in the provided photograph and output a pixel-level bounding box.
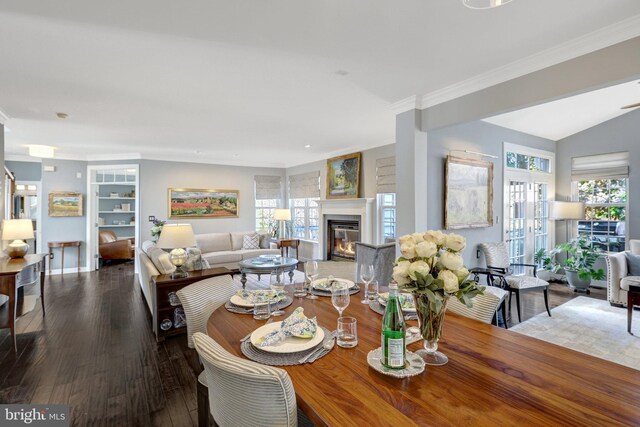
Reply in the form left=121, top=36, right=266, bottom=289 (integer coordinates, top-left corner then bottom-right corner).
left=483, top=80, right=640, bottom=141
left=0, top=1, right=639, bottom=166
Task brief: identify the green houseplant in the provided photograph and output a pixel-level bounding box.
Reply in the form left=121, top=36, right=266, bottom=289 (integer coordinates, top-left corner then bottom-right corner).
left=551, top=236, right=605, bottom=293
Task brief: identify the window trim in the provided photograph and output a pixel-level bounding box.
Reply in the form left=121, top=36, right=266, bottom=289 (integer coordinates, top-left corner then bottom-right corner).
left=377, top=192, right=396, bottom=244
left=289, top=197, right=320, bottom=242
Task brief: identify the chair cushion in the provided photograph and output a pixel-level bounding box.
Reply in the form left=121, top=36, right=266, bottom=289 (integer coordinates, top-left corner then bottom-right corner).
left=196, top=233, right=232, bottom=253
left=625, top=252, right=640, bottom=276
left=237, top=249, right=280, bottom=260
left=202, top=251, right=242, bottom=265
left=146, top=246, right=176, bottom=275
left=242, top=233, right=260, bottom=250
left=620, top=276, right=640, bottom=291
left=505, top=275, right=548, bottom=289
left=479, top=242, right=510, bottom=269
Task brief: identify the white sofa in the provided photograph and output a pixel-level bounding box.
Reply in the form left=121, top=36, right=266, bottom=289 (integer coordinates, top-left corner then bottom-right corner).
left=137, top=231, right=279, bottom=313
left=605, top=239, right=640, bottom=307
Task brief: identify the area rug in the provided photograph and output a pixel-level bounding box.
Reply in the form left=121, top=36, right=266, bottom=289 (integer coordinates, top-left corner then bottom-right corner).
left=510, top=296, right=640, bottom=370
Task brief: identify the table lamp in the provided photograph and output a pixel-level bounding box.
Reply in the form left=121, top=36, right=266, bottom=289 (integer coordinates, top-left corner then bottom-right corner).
left=156, top=223, right=196, bottom=278
left=274, top=209, right=291, bottom=239
left=2, top=219, right=35, bottom=258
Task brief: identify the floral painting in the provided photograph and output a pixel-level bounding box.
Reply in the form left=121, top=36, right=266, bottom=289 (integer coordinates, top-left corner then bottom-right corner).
left=444, top=156, right=493, bottom=229
left=49, top=192, right=83, bottom=217
left=326, top=152, right=361, bottom=199
left=168, top=189, right=239, bottom=218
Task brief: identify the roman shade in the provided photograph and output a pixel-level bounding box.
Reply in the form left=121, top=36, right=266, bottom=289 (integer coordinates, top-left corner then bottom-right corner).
left=255, top=175, right=282, bottom=200
left=288, top=171, right=320, bottom=199
left=376, top=156, right=396, bottom=193
left=571, top=151, right=629, bottom=181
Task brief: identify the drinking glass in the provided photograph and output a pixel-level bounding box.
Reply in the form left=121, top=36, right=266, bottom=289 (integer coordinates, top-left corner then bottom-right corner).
left=360, top=263, right=374, bottom=304
left=269, top=271, right=286, bottom=316
left=305, top=260, right=320, bottom=300
left=337, top=317, right=358, bottom=348
left=293, top=280, right=307, bottom=297
left=331, top=282, right=350, bottom=317
left=367, top=279, right=379, bottom=302
left=253, top=300, right=271, bottom=320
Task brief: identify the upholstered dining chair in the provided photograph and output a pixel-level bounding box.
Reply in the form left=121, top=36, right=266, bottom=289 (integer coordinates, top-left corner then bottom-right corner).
left=193, top=332, right=313, bottom=427
left=355, top=242, right=396, bottom=285
left=479, top=242, right=551, bottom=323
left=176, top=275, right=237, bottom=427
left=447, top=286, right=509, bottom=329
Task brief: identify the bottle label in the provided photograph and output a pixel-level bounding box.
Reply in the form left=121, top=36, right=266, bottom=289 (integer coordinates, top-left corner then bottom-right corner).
left=387, top=338, right=404, bottom=367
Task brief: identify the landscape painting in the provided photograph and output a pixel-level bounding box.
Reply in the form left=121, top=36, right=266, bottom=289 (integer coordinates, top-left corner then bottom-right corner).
left=168, top=188, right=239, bottom=218
left=326, top=152, right=361, bottom=199
left=49, top=192, right=83, bottom=217
left=444, top=156, right=493, bottom=229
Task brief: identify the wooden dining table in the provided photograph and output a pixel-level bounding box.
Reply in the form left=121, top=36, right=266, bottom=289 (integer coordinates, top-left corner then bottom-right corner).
left=207, top=288, right=640, bottom=426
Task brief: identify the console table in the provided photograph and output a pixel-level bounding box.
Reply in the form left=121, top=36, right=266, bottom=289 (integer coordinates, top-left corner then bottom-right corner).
left=152, top=267, right=234, bottom=342
left=47, top=240, right=81, bottom=274
left=0, top=254, right=47, bottom=351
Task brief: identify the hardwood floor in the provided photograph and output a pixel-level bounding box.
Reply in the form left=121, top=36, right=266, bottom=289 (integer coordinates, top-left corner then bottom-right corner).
left=0, top=261, right=607, bottom=425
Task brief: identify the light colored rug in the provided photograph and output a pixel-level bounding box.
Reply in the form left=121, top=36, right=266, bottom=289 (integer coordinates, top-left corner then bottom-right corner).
left=510, top=296, right=640, bottom=370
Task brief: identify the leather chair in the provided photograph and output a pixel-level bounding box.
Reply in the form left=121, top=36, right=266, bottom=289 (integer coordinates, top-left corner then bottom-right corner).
left=98, top=230, right=134, bottom=260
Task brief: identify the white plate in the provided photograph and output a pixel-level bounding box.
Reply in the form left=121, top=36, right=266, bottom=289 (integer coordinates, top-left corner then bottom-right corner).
left=250, top=321, right=325, bottom=353
left=311, top=278, right=357, bottom=291
left=229, top=292, right=284, bottom=308
left=378, top=292, right=416, bottom=312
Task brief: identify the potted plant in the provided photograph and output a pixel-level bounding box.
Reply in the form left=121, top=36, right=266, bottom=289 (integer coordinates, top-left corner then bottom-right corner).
left=551, top=236, right=605, bottom=294
left=534, top=248, right=564, bottom=282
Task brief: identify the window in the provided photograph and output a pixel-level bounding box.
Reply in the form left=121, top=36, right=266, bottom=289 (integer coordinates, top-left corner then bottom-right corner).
left=506, top=152, right=551, bottom=173
left=378, top=193, right=396, bottom=242
left=576, top=178, right=627, bottom=253
left=255, top=199, right=278, bottom=233
left=254, top=175, right=282, bottom=234
left=290, top=198, right=319, bottom=241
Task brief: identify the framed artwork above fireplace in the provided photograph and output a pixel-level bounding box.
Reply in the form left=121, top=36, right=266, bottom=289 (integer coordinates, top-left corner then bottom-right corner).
left=326, top=152, right=361, bottom=199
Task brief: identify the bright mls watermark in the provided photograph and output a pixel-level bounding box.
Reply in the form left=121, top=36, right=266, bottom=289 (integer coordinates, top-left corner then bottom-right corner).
left=1, top=405, right=69, bottom=426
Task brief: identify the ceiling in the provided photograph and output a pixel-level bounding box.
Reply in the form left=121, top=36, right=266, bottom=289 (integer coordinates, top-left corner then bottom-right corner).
left=1, top=1, right=640, bottom=167
left=483, top=80, right=640, bottom=141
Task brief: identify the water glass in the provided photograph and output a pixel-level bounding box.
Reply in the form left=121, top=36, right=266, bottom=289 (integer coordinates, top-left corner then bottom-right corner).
left=337, top=317, right=358, bottom=348
left=367, top=279, right=379, bottom=302
left=331, top=283, right=350, bottom=317
left=293, top=280, right=307, bottom=297
left=360, top=263, right=374, bottom=304
left=305, top=260, right=319, bottom=300
left=270, top=272, right=286, bottom=316
left=253, top=301, right=271, bottom=320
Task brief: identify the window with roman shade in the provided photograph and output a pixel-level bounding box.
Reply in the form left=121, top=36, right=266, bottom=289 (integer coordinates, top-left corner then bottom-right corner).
left=254, top=175, right=282, bottom=233
left=288, top=171, right=320, bottom=241
left=375, top=156, right=396, bottom=194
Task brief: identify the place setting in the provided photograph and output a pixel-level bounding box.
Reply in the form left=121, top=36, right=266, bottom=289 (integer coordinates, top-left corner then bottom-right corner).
left=308, top=276, right=360, bottom=297
left=225, top=271, right=294, bottom=315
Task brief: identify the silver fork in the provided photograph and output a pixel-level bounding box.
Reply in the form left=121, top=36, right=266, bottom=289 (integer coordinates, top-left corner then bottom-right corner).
left=240, top=317, right=274, bottom=342
left=299, top=331, right=337, bottom=363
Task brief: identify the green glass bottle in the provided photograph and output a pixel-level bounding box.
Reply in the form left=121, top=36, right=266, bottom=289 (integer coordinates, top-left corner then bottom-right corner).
left=381, top=282, right=406, bottom=369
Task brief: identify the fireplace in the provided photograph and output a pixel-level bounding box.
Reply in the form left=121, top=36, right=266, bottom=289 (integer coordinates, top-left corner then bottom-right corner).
left=327, top=219, right=360, bottom=261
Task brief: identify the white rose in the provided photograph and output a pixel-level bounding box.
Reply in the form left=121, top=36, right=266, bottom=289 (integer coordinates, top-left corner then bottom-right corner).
left=445, top=233, right=466, bottom=252
left=393, top=271, right=411, bottom=286
left=440, top=251, right=464, bottom=271
left=454, top=267, right=470, bottom=284
left=400, top=242, right=417, bottom=259
left=412, top=232, right=425, bottom=244
left=393, top=261, right=411, bottom=278
left=399, top=234, right=414, bottom=246
left=409, top=260, right=431, bottom=281
left=424, top=230, right=446, bottom=246
left=415, top=241, right=437, bottom=258
left=439, top=270, right=459, bottom=293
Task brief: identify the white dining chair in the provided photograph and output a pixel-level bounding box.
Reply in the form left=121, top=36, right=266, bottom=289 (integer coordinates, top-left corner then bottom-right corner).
left=193, top=332, right=313, bottom=427
left=177, top=274, right=237, bottom=426
left=447, top=286, right=508, bottom=328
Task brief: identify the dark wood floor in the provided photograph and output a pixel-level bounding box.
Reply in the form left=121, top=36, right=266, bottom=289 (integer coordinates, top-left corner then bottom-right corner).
left=0, top=262, right=607, bottom=425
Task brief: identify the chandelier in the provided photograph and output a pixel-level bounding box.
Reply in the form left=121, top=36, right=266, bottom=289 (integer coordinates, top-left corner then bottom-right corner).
left=463, top=0, right=514, bottom=9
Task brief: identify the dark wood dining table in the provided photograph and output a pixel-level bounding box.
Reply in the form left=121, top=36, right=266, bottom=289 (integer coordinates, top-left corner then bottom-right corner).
left=207, top=288, right=640, bottom=426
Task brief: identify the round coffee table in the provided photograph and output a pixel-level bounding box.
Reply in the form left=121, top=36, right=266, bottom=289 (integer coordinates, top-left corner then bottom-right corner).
left=238, top=256, right=298, bottom=289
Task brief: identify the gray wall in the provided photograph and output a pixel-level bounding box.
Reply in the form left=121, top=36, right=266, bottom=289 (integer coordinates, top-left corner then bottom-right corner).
left=426, top=120, right=555, bottom=267
left=139, top=159, right=285, bottom=241
left=0, top=124, right=4, bottom=222
left=556, top=108, right=640, bottom=243
left=41, top=159, right=87, bottom=270
left=5, top=160, right=41, bottom=181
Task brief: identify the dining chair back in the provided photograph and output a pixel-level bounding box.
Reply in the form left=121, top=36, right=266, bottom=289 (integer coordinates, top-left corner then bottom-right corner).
left=355, top=242, right=396, bottom=285
left=176, top=275, right=236, bottom=349
left=447, top=286, right=508, bottom=327
left=193, top=332, right=299, bottom=427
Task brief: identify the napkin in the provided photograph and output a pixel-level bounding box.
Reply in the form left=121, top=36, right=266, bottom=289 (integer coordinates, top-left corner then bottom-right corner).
left=255, top=307, right=318, bottom=347
left=236, top=289, right=285, bottom=305
left=313, top=276, right=350, bottom=291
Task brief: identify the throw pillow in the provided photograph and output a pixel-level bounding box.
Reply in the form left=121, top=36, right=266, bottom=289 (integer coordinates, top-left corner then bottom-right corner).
left=243, top=233, right=260, bottom=250
left=259, top=232, right=271, bottom=249
left=146, top=246, right=176, bottom=275
left=184, top=247, right=204, bottom=272
left=626, top=252, right=640, bottom=276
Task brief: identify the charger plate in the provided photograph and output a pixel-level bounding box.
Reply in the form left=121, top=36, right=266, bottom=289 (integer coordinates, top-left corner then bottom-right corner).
left=367, top=348, right=425, bottom=378
left=250, top=321, right=325, bottom=353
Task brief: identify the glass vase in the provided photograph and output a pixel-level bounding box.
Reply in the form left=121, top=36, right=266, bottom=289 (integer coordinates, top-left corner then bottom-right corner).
left=413, top=294, right=449, bottom=366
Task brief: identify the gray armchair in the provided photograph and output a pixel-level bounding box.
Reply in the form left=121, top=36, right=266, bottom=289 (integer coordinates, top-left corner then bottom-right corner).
left=355, top=242, right=396, bottom=286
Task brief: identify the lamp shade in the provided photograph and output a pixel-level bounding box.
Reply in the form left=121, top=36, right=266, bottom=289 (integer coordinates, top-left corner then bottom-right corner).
left=274, top=209, right=291, bottom=221
left=2, top=219, right=34, bottom=241
left=156, top=224, right=196, bottom=249
left=549, top=201, right=585, bottom=220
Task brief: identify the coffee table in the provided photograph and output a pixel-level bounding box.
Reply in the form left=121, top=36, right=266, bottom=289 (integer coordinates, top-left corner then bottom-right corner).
left=238, top=256, right=298, bottom=289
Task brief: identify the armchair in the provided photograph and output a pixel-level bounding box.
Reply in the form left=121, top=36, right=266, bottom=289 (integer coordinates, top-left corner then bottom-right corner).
left=99, top=230, right=135, bottom=261
left=605, top=239, right=640, bottom=307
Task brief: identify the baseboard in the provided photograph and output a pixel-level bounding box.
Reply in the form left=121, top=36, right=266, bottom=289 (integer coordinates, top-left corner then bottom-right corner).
left=47, top=267, right=91, bottom=275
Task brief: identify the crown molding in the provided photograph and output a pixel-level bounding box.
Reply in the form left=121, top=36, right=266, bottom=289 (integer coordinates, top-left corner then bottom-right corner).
left=86, top=153, right=142, bottom=161
left=390, top=95, right=422, bottom=115
left=4, top=154, right=42, bottom=163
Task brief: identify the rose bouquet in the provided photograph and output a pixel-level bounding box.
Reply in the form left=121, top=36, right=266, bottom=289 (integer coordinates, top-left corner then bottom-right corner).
left=392, top=230, right=484, bottom=364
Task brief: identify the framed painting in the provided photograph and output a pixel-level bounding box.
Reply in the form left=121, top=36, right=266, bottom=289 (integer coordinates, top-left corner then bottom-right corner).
left=444, top=156, right=493, bottom=229
left=48, top=192, right=83, bottom=217
left=326, top=152, right=361, bottom=199
left=168, top=188, right=239, bottom=218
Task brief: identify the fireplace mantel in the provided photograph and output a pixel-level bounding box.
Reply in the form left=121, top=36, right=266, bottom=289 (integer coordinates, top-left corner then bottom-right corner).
left=316, top=198, right=375, bottom=260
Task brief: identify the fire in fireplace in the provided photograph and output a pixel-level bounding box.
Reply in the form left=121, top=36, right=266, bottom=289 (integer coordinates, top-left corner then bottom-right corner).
left=328, top=220, right=360, bottom=261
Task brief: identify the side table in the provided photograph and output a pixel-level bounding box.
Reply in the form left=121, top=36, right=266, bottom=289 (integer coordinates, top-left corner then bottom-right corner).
left=48, top=241, right=82, bottom=274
